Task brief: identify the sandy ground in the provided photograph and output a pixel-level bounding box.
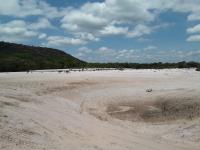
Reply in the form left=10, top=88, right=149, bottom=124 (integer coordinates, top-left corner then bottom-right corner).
left=0, top=69, right=200, bottom=150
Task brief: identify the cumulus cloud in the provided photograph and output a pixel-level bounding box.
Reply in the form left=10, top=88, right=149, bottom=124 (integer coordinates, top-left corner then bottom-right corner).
left=1, top=0, right=200, bottom=48
left=98, top=47, right=116, bottom=56
left=186, top=50, right=200, bottom=56
left=157, top=49, right=200, bottom=62
left=29, top=18, right=53, bottom=30
left=61, top=11, right=108, bottom=32
left=187, top=35, right=200, bottom=42
left=144, top=46, right=157, bottom=51
left=188, top=12, right=200, bottom=21
left=60, top=0, right=156, bottom=39
left=100, top=25, right=128, bottom=36
left=0, top=18, right=53, bottom=42
left=43, top=32, right=101, bottom=48
left=187, top=24, right=200, bottom=34
left=78, top=47, right=92, bottom=53
left=74, top=32, right=100, bottom=42
left=75, top=46, right=200, bottom=63
left=0, top=0, right=64, bottom=18
left=76, top=47, right=93, bottom=57
left=0, top=20, right=38, bottom=42
left=82, top=0, right=155, bottom=23
left=75, top=46, right=139, bottom=62
left=127, top=24, right=152, bottom=38
left=38, top=33, right=47, bottom=39
left=45, top=36, right=86, bottom=47
left=59, top=0, right=200, bottom=42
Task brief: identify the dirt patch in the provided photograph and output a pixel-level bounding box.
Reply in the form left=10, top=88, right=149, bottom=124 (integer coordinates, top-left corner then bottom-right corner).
left=150, top=97, right=200, bottom=121
left=0, top=101, right=19, bottom=108
left=0, top=129, right=53, bottom=150
left=106, top=97, right=200, bottom=122
left=38, top=81, right=98, bottom=95
left=3, top=95, right=33, bottom=103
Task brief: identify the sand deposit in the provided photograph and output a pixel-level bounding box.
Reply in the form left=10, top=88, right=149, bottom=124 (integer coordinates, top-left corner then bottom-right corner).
left=0, top=69, right=200, bottom=150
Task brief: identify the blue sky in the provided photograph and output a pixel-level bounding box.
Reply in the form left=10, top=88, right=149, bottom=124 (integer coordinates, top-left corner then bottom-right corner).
left=0, top=0, right=200, bottom=63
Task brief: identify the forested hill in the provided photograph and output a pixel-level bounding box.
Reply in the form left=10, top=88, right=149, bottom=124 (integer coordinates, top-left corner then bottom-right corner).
left=0, top=41, right=86, bottom=72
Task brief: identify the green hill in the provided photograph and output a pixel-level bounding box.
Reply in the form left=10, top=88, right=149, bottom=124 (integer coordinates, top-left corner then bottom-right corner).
left=0, top=41, right=86, bottom=72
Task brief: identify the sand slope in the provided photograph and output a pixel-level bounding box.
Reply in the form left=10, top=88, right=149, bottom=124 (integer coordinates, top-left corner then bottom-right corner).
left=0, top=69, right=200, bottom=150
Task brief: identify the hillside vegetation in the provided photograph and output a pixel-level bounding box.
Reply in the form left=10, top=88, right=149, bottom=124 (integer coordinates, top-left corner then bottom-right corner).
left=0, top=41, right=85, bottom=72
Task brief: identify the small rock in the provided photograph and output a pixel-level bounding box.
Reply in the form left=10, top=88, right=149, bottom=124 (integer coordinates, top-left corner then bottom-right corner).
left=146, top=89, right=153, bottom=92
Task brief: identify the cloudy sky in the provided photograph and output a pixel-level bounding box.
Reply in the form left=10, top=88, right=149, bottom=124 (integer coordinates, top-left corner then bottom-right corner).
left=0, top=0, right=200, bottom=63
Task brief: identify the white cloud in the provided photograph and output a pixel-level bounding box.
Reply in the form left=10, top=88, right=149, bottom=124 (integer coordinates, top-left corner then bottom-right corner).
left=0, top=0, right=64, bottom=18
left=187, top=24, right=200, bottom=34
left=78, top=47, right=92, bottom=53
left=100, top=25, right=128, bottom=36
left=188, top=12, right=200, bottom=21
left=38, top=33, right=47, bottom=39
left=29, top=18, right=53, bottom=30
left=75, top=46, right=139, bottom=62
left=187, top=35, right=200, bottom=42
left=60, top=0, right=157, bottom=40
left=84, top=0, right=155, bottom=23
left=59, top=0, right=200, bottom=43
left=1, top=0, right=200, bottom=45
left=61, top=11, right=108, bottom=32
left=116, top=49, right=137, bottom=60
left=74, top=32, right=99, bottom=42
left=98, top=47, right=115, bottom=55
left=59, top=0, right=181, bottom=41
left=37, top=0, right=66, bottom=19
left=150, top=0, right=200, bottom=19
left=186, top=50, right=200, bottom=56
left=76, top=47, right=93, bottom=57
left=127, top=24, right=152, bottom=38
left=144, top=46, right=157, bottom=51
left=75, top=45, right=200, bottom=62
left=45, top=36, right=86, bottom=47
left=43, top=32, right=100, bottom=48
left=0, top=18, right=54, bottom=42
left=0, top=20, right=38, bottom=42
left=157, top=49, right=200, bottom=62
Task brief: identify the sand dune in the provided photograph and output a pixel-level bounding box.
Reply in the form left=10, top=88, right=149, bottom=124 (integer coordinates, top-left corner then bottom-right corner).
left=0, top=69, right=200, bottom=150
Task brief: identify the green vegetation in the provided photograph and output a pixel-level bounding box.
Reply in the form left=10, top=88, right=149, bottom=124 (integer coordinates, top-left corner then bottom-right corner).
left=0, top=41, right=86, bottom=72
left=0, top=41, right=200, bottom=72
left=85, top=61, right=200, bottom=70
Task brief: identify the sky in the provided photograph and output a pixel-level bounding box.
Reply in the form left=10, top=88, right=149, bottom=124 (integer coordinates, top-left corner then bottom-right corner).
left=0, top=0, right=200, bottom=63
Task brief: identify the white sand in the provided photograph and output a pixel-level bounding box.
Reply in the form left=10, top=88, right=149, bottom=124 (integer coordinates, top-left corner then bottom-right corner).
left=0, top=69, right=200, bottom=150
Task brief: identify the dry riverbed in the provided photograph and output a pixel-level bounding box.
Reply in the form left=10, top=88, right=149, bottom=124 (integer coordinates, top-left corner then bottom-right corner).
left=0, top=69, right=200, bottom=150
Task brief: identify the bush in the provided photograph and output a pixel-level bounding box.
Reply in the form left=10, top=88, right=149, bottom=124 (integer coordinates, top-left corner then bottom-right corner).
left=196, top=68, right=200, bottom=71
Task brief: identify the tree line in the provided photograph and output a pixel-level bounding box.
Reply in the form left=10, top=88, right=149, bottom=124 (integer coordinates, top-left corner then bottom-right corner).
left=85, top=61, right=200, bottom=70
